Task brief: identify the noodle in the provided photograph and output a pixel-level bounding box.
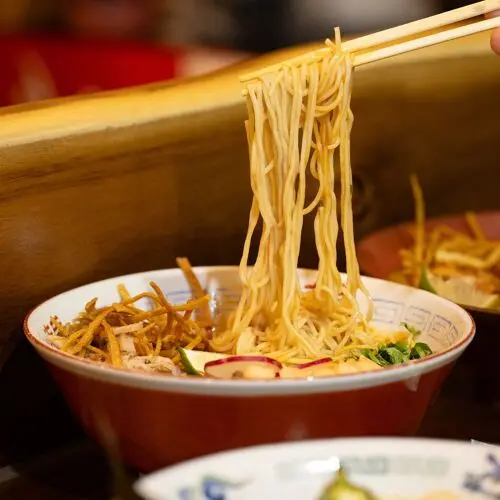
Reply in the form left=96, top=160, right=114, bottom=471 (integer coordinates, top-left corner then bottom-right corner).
left=465, top=211, right=486, bottom=241
left=211, top=29, right=377, bottom=363
left=410, top=173, right=425, bottom=287
left=46, top=31, right=431, bottom=377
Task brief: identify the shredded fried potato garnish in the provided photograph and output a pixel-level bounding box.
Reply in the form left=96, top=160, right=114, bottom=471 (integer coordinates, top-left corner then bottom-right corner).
left=44, top=264, right=212, bottom=373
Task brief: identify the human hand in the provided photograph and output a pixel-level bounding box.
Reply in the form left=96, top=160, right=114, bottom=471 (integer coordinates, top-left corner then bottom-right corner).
left=486, top=10, right=500, bottom=55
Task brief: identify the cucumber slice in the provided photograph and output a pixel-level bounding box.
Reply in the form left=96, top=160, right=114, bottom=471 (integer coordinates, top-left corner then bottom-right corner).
left=178, top=347, right=228, bottom=376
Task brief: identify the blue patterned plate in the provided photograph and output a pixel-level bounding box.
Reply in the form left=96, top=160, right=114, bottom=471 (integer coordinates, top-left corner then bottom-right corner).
left=135, top=438, right=500, bottom=500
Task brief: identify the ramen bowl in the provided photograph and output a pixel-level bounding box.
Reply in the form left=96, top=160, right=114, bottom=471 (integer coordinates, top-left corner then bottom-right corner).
left=24, top=267, right=475, bottom=471
left=135, top=438, right=500, bottom=500
left=357, top=211, right=500, bottom=403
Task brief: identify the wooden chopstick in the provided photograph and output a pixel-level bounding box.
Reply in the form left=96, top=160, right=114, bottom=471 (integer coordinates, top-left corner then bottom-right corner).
left=240, top=0, right=500, bottom=81
left=344, top=0, right=500, bottom=53
left=354, top=16, right=500, bottom=67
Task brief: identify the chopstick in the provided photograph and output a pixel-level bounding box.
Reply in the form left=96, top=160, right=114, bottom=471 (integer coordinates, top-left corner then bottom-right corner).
left=354, top=16, right=500, bottom=66
left=344, top=0, right=500, bottom=53
left=240, top=0, right=500, bottom=82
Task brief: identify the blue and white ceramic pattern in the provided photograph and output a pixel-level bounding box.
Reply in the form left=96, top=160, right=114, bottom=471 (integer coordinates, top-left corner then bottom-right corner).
left=135, top=438, right=500, bottom=500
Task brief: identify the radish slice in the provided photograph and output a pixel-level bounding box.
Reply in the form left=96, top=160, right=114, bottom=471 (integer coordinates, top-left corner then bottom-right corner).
left=204, top=355, right=282, bottom=380
left=281, top=358, right=335, bottom=379
left=296, top=358, right=332, bottom=370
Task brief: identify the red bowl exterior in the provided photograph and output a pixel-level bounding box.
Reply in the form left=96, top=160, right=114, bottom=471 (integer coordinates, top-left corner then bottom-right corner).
left=47, top=361, right=453, bottom=471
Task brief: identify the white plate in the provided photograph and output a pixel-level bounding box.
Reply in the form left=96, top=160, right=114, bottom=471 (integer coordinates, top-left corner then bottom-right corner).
left=134, top=438, right=500, bottom=500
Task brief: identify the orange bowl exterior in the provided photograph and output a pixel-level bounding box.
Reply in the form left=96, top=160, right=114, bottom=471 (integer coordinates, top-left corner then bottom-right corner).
left=47, top=362, right=453, bottom=471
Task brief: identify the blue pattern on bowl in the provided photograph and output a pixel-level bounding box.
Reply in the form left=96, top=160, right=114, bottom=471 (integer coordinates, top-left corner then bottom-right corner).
left=175, top=453, right=500, bottom=499
left=166, top=288, right=461, bottom=351
left=463, top=454, right=500, bottom=498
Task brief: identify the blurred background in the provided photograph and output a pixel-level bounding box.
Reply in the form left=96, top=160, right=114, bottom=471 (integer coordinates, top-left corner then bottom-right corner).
left=0, top=0, right=476, bottom=107
left=0, top=2, right=496, bottom=499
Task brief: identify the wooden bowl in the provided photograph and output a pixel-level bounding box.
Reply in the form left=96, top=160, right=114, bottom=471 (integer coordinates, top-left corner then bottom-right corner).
left=24, top=267, right=474, bottom=471
left=357, top=211, right=500, bottom=403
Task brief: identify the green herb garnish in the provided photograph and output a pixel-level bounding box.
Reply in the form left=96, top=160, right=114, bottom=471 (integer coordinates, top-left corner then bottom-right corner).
left=379, top=345, right=409, bottom=365
left=361, top=348, right=390, bottom=367
left=362, top=339, right=432, bottom=367
left=410, top=342, right=433, bottom=360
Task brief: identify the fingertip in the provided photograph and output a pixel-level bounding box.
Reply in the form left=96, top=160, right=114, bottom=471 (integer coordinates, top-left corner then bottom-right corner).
left=491, top=29, right=500, bottom=55
left=486, top=10, right=500, bottom=19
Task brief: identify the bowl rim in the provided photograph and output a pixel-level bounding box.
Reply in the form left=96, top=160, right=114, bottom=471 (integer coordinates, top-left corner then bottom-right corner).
left=24, top=266, right=476, bottom=397
left=357, top=210, right=500, bottom=317
left=134, top=436, right=498, bottom=499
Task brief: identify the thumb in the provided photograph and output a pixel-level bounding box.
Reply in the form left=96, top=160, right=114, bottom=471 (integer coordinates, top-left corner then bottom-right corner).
left=493, top=30, right=500, bottom=55
left=486, top=10, right=500, bottom=55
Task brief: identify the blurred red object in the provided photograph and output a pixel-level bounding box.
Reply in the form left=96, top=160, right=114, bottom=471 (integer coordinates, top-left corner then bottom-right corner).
left=62, top=0, right=162, bottom=40
left=0, top=35, right=247, bottom=107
